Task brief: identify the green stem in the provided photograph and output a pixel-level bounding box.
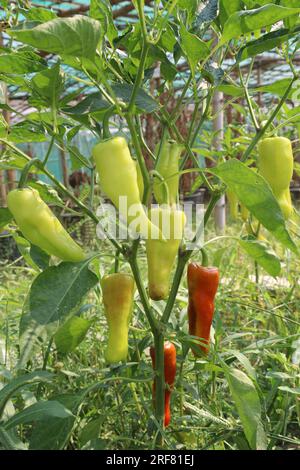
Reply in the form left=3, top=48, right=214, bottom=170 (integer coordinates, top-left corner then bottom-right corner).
left=37, top=337, right=54, bottom=399
left=129, top=257, right=158, bottom=333
left=241, top=77, right=297, bottom=163
left=158, top=109, right=213, bottom=191
left=201, top=248, right=209, bottom=267
left=128, top=42, right=149, bottom=114
left=18, top=158, right=41, bottom=188
left=43, top=134, right=55, bottom=165
left=126, top=114, right=151, bottom=205
left=169, top=75, right=192, bottom=123
left=137, top=0, right=148, bottom=41
left=161, top=250, right=189, bottom=324
left=239, top=66, right=260, bottom=132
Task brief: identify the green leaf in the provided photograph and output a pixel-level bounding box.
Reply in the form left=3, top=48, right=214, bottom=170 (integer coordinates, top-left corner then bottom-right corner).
left=0, top=371, right=53, bottom=418
left=180, top=24, right=210, bottom=75
left=62, top=92, right=109, bottom=117
left=0, top=150, right=29, bottom=171
left=0, top=121, right=47, bottom=143
left=237, top=26, right=300, bottom=62
left=281, top=0, right=299, bottom=29
left=18, top=297, right=56, bottom=368
left=0, top=207, right=12, bottom=231
left=216, top=82, right=244, bottom=97
left=222, top=364, right=267, bottom=450
left=221, top=5, right=300, bottom=44
left=112, top=83, right=159, bottom=114
left=30, top=64, right=64, bottom=110
left=0, top=50, right=46, bottom=74
left=22, top=7, right=57, bottom=22
left=90, top=0, right=117, bottom=45
left=0, top=426, right=27, bottom=450
left=29, top=244, right=50, bottom=271
left=219, top=0, right=242, bottom=27
left=29, top=394, right=82, bottom=450
left=27, top=180, right=63, bottom=206
left=255, top=78, right=296, bottom=99
left=211, top=159, right=298, bottom=253
left=239, top=236, right=281, bottom=277
left=54, top=316, right=91, bottom=354
left=29, top=261, right=98, bottom=325
left=8, top=15, right=101, bottom=60
left=4, top=401, right=73, bottom=430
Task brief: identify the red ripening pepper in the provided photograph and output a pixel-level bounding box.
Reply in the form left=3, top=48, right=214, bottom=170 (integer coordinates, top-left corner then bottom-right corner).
left=150, top=342, right=176, bottom=427
left=187, top=263, right=219, bottom=355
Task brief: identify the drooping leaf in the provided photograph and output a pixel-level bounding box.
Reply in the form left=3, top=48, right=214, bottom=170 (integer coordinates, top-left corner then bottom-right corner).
left=180, top=24, right=210, bottom=75
left=211, top=159, right=297, bottom=253
left=4, top=401, right=73, bottom=430
left=0, top=371, right=53, bottom=418
left=239, top=236, right=281, bottom=277
left=29, top=394, right=82, bottom=450
left=0, top=50, right=47, bottom=74
left=237, top=26, right=300, bottom=62
left=222, top=364, right=267, bottom=450
left=29, top=261, right=98, bottom=325
left=8, top=16, right=101, bottom=60
left=221, top=5, right=300, bottom=44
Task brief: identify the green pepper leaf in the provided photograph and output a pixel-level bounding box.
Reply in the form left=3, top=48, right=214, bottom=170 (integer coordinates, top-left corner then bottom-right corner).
left=239, top=236, right=281, bottom=277
left=211, top=159, right=298, bottom=254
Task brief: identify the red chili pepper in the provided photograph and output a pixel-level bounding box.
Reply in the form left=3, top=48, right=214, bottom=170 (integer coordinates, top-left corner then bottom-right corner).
left=150, top=342, right=176, bottom=427
left=187, top=263, right=219, bottom=355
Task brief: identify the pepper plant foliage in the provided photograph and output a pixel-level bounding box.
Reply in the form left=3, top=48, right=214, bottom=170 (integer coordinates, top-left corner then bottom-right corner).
left=0, top=0, right=299, bottom=451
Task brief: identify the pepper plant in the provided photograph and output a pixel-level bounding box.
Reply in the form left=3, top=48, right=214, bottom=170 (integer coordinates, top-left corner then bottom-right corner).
left=0, top=0, right=299, bottom=450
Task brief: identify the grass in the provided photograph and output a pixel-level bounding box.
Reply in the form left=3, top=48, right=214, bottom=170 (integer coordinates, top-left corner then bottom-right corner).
left=0, top=217, right=299, bottom=450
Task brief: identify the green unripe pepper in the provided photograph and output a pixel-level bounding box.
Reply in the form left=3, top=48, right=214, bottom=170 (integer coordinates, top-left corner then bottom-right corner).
left=92, top=137, right=160, bottom=239
left=153, top=140, right=183, bottom=206
left=7, top=187, right=85, bottom=262
left=226, top=190, right=239, bottom=220
left=101, top=273, right=135, bottom=363
left=146, top=207, right=186, bottom=300
left=258, top=137, right=294, bottom=220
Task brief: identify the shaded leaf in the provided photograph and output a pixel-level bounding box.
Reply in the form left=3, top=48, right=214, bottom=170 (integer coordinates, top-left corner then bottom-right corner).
left=4, top=401, right=73, bottom=430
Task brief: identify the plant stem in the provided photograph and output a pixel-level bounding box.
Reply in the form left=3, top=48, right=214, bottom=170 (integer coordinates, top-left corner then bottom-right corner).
left=18, top=158, right=40, bottom=188
left=241, top=77, right=297, bottom=162
left=126, top=114, right=151, bottom=204
left=43, top=134, right=55, bottom=165
left=128, top=42, right=149, bottom=114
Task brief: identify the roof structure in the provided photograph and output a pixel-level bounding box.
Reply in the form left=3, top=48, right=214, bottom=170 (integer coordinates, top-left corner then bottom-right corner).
left=1, top=1, right=300, bottom=120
